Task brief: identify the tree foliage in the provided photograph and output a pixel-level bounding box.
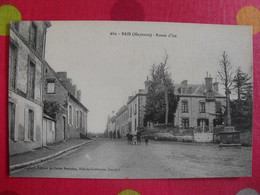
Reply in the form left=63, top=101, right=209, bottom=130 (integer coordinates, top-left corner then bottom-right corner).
left=231, top=67, right=253, bottom=131
left=43, top=100, right=62, bottom=119
left=144, top=53, right=179, bottom=125
left=232, top=67, right=252, bottom=101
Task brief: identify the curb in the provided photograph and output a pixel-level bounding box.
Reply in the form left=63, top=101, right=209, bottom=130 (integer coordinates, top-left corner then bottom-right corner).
left=10, top=140, right=94, bottom=172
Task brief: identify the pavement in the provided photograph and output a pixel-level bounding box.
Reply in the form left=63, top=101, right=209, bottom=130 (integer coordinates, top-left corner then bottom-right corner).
left=9, top=138, right=94, bottom=171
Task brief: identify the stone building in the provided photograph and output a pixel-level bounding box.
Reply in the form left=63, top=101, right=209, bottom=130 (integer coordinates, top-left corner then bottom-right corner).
left=107, top=116, right=116, bottom=138
left=174, top=75, right=226, bottom=131
left=115, top=105, right=128, bottom=137
left=43, top=66, right=88, bottom=142
left=8, top=21, right=51, bottom=155
left=127, top=89, right=147, bottom=135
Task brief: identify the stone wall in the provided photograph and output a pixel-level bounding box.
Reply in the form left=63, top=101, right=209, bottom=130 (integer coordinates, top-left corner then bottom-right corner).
left=43, top=63, right=69, bottom=141
left=67, top=98, right=88, bottom=139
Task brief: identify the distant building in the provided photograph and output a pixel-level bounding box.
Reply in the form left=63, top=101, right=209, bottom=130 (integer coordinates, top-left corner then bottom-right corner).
left=107, top=116, right=116, bottom=138
left=8, top=21, right=51, bottom=155
left=115, top=105, right=128, bottom=137
left=174, top=75, right=226, bottom=131
left=127, top=89, right=147, bottom=135
left=43, top=65, right=88, bottom=141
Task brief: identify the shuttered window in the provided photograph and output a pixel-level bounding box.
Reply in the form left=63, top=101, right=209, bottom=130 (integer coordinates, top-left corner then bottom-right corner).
left=28, top=61, right=36, bottom=99
left=28, top=109, right=34, bottom=141
left=9, top=43, right=17, bottom=90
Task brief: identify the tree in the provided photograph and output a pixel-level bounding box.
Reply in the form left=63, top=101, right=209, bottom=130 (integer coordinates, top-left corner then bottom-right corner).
left=231, top=67, right=253, bottom=131
left=144, top=53, right=179, bottom=125
left=232, top=67, right=252, bottom=101
left=43, top=100, right=62, bottom=119
left=218, top=51, right=234, bottom=126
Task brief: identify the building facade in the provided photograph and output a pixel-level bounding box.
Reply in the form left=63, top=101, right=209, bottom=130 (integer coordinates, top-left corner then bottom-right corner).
left=43, top=67, right=88, bottom=142
left=8, top=21, right=51, bottom=155
left=127, top=89, right=147, bottom=135
left=174, top=76, right=226, bottom=131
left=115, top=105, right=129, bottom=137
left=107, top=116, right=116, bottom=138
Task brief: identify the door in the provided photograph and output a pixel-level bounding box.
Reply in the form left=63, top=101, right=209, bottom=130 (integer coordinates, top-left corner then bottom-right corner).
left=28, top=109, right=34, bottom=140
left=197, top=119, right=209, bottom=132
left=8, top=102, right=15, bottom=141
left=63, top=116, right=66, bottom=140
left=42, top=119, right=47, bottom=146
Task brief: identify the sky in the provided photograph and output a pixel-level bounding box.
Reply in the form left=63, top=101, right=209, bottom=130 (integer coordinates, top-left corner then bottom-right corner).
left=45, top=21, right=252, bottom=133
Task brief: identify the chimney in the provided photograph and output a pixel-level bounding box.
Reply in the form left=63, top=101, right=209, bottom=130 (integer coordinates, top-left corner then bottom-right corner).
left=77, top=90, right=81, bottom=102
left=181, top=80, right=188, bottom=94
left=213, top=78, right=219, bottom=92
left=56, top=72, right=67, bottom=79
left=60, top=78, right=73, bottom=93
left=205, top=73, right=213, bottom=91
left=72, top=85, right=77, bottom=96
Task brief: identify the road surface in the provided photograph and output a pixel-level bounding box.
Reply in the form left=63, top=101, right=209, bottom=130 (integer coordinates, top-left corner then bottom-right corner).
left=11, top=139, right=252, bottom=178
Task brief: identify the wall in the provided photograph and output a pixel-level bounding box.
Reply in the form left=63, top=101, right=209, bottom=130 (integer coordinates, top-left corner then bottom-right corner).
left=175, top=96, right=226, bottom=130
left=9, top=92, right=43, bottom=155
left=194, top=133, right=213, bottom=142
left=43, top=63, right=69, bottom=141
left=128, top=97, right=138, bottom=135
left=127, top=94, right=146, bottom=135
left=67, top=98, right=88, bottom=138
left=115, top=106, right=128, bottom=137
left=10, top=31, right=43, bottom=105
left=8, top=22, right=49, bottom=155
left=11, top=21, right=49, bottom=59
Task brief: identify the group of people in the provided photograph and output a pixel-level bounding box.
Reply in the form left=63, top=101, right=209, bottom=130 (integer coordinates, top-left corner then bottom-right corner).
left=126, top=133, right=149, bottom=146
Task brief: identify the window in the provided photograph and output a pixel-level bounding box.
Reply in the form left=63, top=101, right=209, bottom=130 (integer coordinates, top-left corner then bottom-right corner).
left=30, top=23, right=37, bottom=50
left=80, top=111, right=83, bottom=128
left=199, top=101, right=206, bottom=113
left=76, top=110, right=80, bottom=128
left=8, top=102, right=15, bottom=141
left=182, top=118, right=189, bottom=128
left=181, top=100, right=188, bottom=113
left=47, top=82, right=55, bottom=93
left=134, top=104, right=137, bottom=115
left=28, top=109, right=34, bottom=141
left=9, top=43, right=18, bottom=90
left=28, top=61, right=36, bottom=99
left=68, top=105, right=72, bottom=125
left=135, top=118, right=137, bottom=131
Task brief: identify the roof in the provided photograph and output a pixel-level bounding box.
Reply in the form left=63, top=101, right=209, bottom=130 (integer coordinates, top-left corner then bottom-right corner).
left=174, top=83, right=225, bottom=98
left=116, top=105, right=128, bottom=117
left=127, top=89, right=147, bottom=104
left=43, top=113, right=55, bottom=121
left=43, top=60, right=89, bottom=113
left=69, top=93, right=89, bottom=113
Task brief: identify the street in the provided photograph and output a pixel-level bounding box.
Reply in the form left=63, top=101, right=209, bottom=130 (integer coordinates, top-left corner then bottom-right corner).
left=11, top=139, right=252, bottom=179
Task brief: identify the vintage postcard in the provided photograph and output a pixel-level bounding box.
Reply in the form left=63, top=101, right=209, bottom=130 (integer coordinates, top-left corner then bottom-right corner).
left=8, top=21, right=252, bottom=178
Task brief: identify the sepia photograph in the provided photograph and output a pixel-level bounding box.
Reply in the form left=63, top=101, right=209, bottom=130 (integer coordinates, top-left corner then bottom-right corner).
left=8, top=21, right=253, bottom=178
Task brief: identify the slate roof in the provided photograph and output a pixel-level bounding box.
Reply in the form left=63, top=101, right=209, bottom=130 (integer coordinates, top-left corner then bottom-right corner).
left=175, top=83, right=225, bottom=97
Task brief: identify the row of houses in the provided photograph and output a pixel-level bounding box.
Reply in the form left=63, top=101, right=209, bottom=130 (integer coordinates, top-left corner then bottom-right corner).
left=107, top=73, right=226, bottom=138
left=8, top=21, right=88, bottom=155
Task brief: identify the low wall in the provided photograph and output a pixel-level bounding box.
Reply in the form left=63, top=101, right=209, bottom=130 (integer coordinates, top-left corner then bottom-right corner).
left=153, top=132, right=193, bottom=142
left=194, top=133, right=213, bottom=143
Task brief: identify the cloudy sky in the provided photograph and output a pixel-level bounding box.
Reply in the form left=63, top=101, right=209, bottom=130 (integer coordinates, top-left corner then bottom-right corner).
left=45, top=21, right=252, bottom=133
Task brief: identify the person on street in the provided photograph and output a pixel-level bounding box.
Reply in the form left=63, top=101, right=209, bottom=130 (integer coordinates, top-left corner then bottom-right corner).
left=145, top=137, right=148, bottom=146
